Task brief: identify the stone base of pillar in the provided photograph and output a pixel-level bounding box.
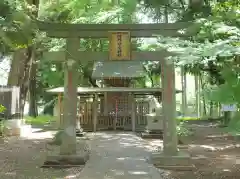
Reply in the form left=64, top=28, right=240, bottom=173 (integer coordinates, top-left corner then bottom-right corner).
left=43, top=140, right=90, bottom=168
left=149, top=151, right=195, bottom=170
left=76, top=130, right=85, bottom=137
left=3, top=119, right=22, bottom=136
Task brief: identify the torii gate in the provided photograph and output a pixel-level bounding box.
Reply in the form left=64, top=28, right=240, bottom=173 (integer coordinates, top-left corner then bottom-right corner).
left=38, top=21, right=191, bottom=168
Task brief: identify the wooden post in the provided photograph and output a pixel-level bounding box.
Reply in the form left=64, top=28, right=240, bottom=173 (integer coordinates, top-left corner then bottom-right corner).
left=104, top=92, right=108, bottom=116
left=60, top=37, right=79, bottom=155
left=104, top=92, right=108, bottom=128
left=131, top=94, right=136, bottom=132
left=113, top=98, right=117, bottom=131
left=161, top=59, right=178, bottom=156
left=76, top=97, right=81, bottom=132
left=93, top=94, right=98, bottom=132
left=58, top=93, right=62, bottom=129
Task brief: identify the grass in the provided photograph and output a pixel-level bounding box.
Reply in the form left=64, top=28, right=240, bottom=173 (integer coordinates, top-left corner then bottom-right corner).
left=23, top=115, right=205, bottom=126
left=25, top=115, right=56, bottom=126
left=177, top=117, right=200, bottom=121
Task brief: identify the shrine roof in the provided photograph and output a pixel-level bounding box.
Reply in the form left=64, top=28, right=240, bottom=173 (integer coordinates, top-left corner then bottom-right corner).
left=92, top=61, right=145, bottom=79
left=46, top=87, right=182, bottom=95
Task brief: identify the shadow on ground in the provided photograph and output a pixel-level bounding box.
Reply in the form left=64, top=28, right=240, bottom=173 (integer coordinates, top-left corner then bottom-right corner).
left=142, top=121, right=240, bottom=179
left=0, top=130, right=84, bottom=179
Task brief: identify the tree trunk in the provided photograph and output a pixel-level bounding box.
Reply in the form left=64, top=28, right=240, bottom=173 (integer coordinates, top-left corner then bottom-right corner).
left=7, top=48, right=32, bottom=114
left=27, top=0, right=40, bottom=117
left=7, top=0, right=40, bottom=116
left=195, top=75, right=200, bottom=117
left=181, top=67, right=187, bottom=116
left=199, top=74, right=207, bottom=116
left=7, top=49, right=26, bottom=86
left=20, top=47, right=33, bottom=114
left=28, top=48, right=38, bottom=117
left=209, top=101, right=214, bottom=117
left=7, top=49, right=26, bottom=113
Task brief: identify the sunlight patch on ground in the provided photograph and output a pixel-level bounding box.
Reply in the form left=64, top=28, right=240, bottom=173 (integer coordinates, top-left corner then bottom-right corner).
left=189, top=144, right=240, bottom=151
left=110, top=169, right=125, bottom=176
left=128, top=171, right=148, bottom=175
left=20, top=125, right=55, bottom=139
left=144, top=139, right=163, bottom=152
left=64, top=175, right=79, bottom=179
left=116, top=157, right=146, bottom=161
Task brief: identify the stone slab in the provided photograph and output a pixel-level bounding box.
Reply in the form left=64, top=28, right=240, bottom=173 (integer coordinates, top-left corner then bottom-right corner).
left=149, top=151, right=195, bottom=171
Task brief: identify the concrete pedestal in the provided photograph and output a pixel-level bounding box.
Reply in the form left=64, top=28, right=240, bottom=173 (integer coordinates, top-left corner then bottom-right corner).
left=44, top=140, right=90, bottom=167
left=141, top=113, right=163, bottom=139
left=146, top=113, right=164, bottom=131
left=149, top=151, right=195, bottom=170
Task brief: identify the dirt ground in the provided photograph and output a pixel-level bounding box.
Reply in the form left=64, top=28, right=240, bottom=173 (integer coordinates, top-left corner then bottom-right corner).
left=1, top=123, right=240, bottom=179
left=168, top=122, right=240, bottom=179
left=0, top=129, right=85, bottom=179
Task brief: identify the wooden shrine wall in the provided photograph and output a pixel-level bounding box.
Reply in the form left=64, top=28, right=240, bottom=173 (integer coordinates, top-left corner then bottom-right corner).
left=77, top=95, right=149, bottom=131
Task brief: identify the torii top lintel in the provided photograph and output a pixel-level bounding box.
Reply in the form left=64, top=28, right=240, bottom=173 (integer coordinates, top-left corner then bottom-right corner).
left=36, top=21, right=192, bottom=38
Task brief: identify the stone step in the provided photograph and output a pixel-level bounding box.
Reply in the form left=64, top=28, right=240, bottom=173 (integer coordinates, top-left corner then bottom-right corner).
left=149, top=151, right=195, bottom=171
left=140, top=132, right=163, bottom=139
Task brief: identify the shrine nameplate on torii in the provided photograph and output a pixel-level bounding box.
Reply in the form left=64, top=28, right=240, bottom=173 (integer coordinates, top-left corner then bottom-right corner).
left=109, top=31, right=131, bottom=61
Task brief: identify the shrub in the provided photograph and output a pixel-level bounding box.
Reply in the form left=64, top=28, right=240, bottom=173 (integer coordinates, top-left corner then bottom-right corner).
left=225, top=112, right=240, bottom=135
left=0, top=104, right=6, bottom=113
left=177, top=122, right=193, bottom=137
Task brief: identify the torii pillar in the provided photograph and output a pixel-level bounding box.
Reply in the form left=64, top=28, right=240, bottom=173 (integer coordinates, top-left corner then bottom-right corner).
left=45, top=37, right=89, bottom=165
left=150, top=59, right=193, bottom=170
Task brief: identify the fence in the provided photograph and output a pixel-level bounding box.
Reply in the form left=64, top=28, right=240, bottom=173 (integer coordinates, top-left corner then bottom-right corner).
left=0, top=86, right=21, bottom=119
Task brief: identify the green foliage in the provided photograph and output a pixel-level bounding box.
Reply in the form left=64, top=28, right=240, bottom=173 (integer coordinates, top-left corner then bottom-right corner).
left=25, top=115, right=55, bottom=125
left=148, top=0, right=239, bottom=67
left=0, top=0, right=37, bottom=52
left=0, top=104, right=6, bottom=135
left=0, top=105, right=6, bottom=113
left=177, top=122, right=193, bottom=137
left=155, top=24, right=239, bottom=66
left=144, top=0, right=239, bottom=110
left=203, top=68, right=240, bottom=104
